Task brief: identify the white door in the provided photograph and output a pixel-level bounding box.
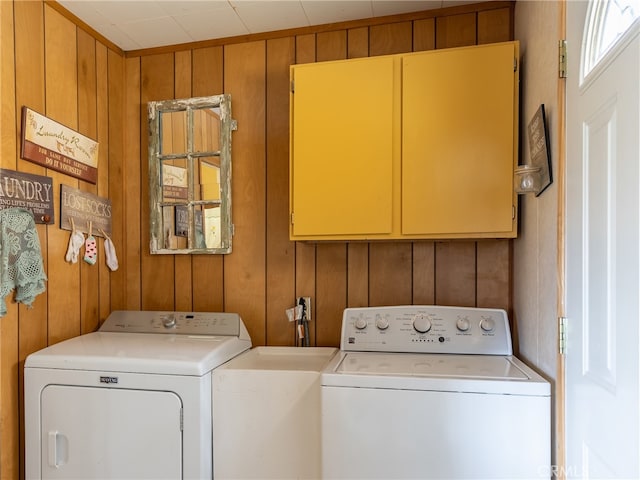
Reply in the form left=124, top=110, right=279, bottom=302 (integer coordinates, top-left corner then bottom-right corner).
left=565, top=1, right=640, bottom=478
left=41, top=385, right=182, bottom=479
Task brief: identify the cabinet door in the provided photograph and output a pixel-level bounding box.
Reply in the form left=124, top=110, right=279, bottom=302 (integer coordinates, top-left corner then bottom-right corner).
left=290, top=56, right=398, bottom=238
left=402, top=42, right=518, bottom=236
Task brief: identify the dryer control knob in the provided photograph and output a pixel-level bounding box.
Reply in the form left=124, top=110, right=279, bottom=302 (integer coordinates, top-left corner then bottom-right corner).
left=162, top=315, right=176, bottom=329
left=375, top=315, right=389, bottom=330
left=480, top=317, right=495, bottom=332
left=412, top=314, right=431, bottom=334
left=456, top=317, right=470, bottom=332
left=355, top=317, right=367, bottom=330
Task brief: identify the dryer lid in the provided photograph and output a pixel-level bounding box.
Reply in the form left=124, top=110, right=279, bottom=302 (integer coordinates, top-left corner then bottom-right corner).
left=25, top=310, right=252, bottom=376
left=25, top=332, right=251, bottom=376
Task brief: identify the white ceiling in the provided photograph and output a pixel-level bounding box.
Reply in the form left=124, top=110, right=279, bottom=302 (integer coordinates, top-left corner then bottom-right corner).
left=58, top=0, right=487, bottom=51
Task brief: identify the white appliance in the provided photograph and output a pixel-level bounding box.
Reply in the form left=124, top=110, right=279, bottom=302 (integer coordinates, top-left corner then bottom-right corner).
left=321, top=305, right=550, bottom=479
left=213, top=346, right=337, bottom=479
left=24, top=310, right=251, bottom=480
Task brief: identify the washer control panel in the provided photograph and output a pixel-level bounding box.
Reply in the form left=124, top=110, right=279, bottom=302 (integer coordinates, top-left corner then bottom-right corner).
left=99, top=310, right=242, bottom=336
left=340, top=306, right=512, bottom=355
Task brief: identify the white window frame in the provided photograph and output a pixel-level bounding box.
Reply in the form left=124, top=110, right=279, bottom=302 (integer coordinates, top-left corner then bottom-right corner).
left=581, top=0, right=640, bottom=86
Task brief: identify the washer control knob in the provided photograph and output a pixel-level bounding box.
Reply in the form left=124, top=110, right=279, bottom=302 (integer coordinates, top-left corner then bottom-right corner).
left=456, top=317, right=471, bottom=332
left=480, top=317, right=495, bottom=332
left=412, top=314, right=431, bottom=334
left=355, top=317, right=368, bottom=330
left=375, top=315, right=389, bottom=330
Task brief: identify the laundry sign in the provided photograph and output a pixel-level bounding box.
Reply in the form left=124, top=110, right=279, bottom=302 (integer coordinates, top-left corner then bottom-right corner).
left=21, top=106, right=99, bottom=184
left=60, top=184, right=112, bottom=237
left=0, top=169, right=54, bottom=224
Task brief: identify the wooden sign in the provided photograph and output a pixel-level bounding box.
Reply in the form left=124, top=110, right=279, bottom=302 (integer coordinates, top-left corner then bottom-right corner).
left=527, top=104, right=552, bottom=196
left=0, top=169, right=54, bottom=224
left=60, top=185, right=112, bottom=237
left=21, top=107, right=99, bottom=184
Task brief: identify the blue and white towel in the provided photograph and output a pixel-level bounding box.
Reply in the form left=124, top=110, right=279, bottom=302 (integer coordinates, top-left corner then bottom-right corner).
left=0, top=208, right=47, bottom=316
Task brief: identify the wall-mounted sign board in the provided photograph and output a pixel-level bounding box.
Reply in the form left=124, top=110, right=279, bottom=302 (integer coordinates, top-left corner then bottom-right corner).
left=21, top=107, right=99, bottom=184
left=0, top=169, right=54, bottom=224
left=527, top=104, right=552, bottom=196
left=60, top=185, right=112, bottom=237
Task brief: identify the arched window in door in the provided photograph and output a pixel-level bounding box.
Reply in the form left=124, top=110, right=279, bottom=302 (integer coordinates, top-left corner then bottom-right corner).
left=583, top=0, right=640, bottom=81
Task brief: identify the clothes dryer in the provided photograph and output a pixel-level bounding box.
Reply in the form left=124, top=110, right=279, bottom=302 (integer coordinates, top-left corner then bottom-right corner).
left=321, top=305, right=550, bottom=479
left=24, top=310, right=251, bottom=480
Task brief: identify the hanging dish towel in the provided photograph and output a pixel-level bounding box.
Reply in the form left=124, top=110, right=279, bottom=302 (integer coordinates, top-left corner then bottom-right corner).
left=0, top=208, right=47, bottom=316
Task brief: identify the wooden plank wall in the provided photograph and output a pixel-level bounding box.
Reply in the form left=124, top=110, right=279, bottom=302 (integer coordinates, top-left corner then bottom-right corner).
left=0, top=1, right=514, bottom=478
left=0, top=2, right=124, bottom=478
left=127, top=1, right=515, bottom=349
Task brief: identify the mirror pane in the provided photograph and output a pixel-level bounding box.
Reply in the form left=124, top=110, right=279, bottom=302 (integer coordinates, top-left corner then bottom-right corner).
left=160, top=110, right=188, bottom=155
left=194, top=107, right=221, bottom=153
left=198, top=157, right=221, bottom=202
left=162, top=205, right=181, bottom=249
left=202, top=205, right=222, bottom=249
left=162, top=205, right=208, bottom=250
left=162, top=159, right=189, bottom=202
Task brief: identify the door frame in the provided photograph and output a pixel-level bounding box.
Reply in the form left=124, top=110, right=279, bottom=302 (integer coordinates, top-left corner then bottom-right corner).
left=556, top=1, right=567, bottom=479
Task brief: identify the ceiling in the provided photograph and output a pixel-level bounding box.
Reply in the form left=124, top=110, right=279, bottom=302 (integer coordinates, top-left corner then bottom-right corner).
left=57, top=0, right=487, bottom=51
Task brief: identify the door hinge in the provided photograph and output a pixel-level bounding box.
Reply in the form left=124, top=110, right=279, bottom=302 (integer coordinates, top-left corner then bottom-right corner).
left=559, top=316, right=567, bottom=355
left=290, top=80, right=295, bottom=94
left=291, top=213, right=294, bottom=225
left=514, top=57, right=518, bottom=72
left=559, top=39, right=567, bottom=78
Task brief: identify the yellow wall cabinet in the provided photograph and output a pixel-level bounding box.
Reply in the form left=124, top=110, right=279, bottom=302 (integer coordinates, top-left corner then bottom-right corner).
left=289, top=41, right=519, bottom=241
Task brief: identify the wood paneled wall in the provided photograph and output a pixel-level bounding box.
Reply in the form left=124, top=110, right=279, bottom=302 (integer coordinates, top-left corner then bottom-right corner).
left=126, top=1, right=515, bottom=348
left=0, top=1, right=514, bottom=478
left=0, top=2, right=124, bottom=478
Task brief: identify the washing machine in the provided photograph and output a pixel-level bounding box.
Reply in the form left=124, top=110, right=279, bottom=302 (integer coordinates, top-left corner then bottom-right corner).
left=321, top=305, right=550, bottom=479
left=212, top=346, right=337, bottom=479
left=24, top=310, right=251, bottom=480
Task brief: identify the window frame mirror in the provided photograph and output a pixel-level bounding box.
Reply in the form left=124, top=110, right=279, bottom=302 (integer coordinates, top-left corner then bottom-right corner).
left=148, top=94, right=236, bottom=254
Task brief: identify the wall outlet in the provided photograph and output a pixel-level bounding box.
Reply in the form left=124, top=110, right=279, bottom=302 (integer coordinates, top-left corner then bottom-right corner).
left=296, top=296, right=311, bottom=321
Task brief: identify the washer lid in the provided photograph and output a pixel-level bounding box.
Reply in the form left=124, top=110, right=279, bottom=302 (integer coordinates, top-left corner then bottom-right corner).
left=322, top=352, right=550, bottom=396
left=24, top=331, right=251, bottom=376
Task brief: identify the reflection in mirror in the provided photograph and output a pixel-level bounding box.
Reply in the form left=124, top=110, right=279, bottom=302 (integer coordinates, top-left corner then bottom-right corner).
left=148, top=95, right=236, bottom=254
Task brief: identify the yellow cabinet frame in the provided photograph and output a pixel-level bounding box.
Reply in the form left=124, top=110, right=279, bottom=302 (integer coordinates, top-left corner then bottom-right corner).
left=402, top=42, right=518, bottom=237
left=290, top=55, right=399, bottom=238
left=289, top=41, right=519, bottom=241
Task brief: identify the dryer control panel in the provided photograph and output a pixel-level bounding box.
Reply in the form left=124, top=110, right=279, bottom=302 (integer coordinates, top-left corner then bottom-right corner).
left=100, top=310, right=244, bottom=336
left=340, top=306, right=512, bottom=355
